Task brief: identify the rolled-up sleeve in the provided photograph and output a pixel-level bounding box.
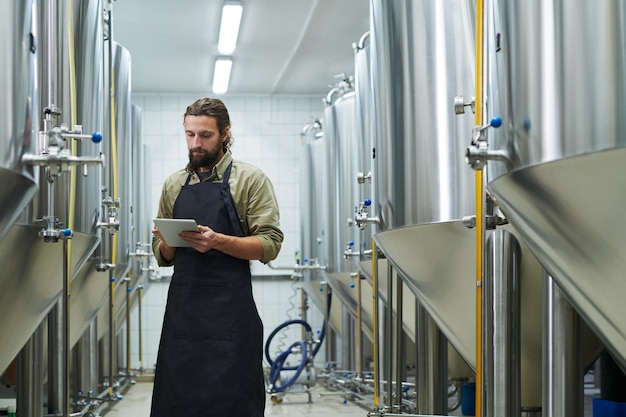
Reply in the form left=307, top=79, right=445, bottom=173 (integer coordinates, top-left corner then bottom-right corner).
left=244, top=171, right=284, bottom=263
left=152, top=171, right=186, bottom=266
left=222, top=158, right=284, bottom=263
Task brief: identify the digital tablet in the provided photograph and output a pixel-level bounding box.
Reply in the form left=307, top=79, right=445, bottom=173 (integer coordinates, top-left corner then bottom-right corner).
left=153, top=218, right=199, bottom=247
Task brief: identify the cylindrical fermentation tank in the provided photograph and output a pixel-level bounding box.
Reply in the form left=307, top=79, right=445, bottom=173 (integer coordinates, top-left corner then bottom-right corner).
left=353, top=31, right=374, bottom=259
left=68, top=0, right=110, bottom=350
left=299, top=119, right=326, bottom=270
left=368, top=0, right=548, bottom=408
left=323, top=84, right=358, bottom=275
left=111, top=41, right=133, bottom=283
left=485, top=0, right=626, bottom=370
left=370, top=0, right=476, bottom=230
left=0, top=0, right=39, bottom=241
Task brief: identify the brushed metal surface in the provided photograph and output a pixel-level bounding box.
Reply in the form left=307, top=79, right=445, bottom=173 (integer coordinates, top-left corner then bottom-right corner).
left=357, top=260, right=473, bottom=380
left=373, top=221, right=545, bottom=405
left=0, top=224, right=99, bottom=374
left=488, top=148, right=626, bottom=371
left=370, top=0, right=476, bottom=230
left=0, top=0, right=38, bottom=241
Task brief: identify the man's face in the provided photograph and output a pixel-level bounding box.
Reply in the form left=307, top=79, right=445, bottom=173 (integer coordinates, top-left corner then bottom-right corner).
left=184, top=115, right=227, bottom=172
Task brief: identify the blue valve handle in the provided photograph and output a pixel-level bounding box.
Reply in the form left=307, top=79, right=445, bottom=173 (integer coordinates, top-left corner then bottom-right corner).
left=62, top=228, right=72, bottom=236
left=91, top=132, right=103, bottom=143
left=490, top=116, right=502, bottom=128
left=363, top=198, right=372, bottom=206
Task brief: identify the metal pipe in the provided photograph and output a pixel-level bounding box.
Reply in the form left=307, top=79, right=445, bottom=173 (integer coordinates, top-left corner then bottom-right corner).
left=126, top=277, right=131, bottom=376
left=372, top=241, right=381, bottom=410
left=543, top=271, right=583, bottom=417
left=107, top=2, right=116, bottom=395
left=48, top=305, right=62, bottom=414
left=62, top=238, right=70, bottom=416
left=416, top=303, right=446, bottom=414
left=137, top=284, right=144, bottom=371
left=385, top=262, right=393, bottom=408
left=394, top=273, right=403, bottom=412
left=17, top=324, right=44, bottom=417
left=484, top=229, right=521, bottom=417
left=356, top=270, right=363, bottom=376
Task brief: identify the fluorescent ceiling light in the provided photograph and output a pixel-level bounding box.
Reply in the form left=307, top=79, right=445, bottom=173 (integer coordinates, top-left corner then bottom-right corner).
left=217, top=2, right=243, bottom=55
left=212, top=58, right=233, bottom=94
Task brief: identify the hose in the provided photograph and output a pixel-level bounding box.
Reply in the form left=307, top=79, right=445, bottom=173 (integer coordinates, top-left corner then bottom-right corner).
left=265, top=290, right=331, bottom=392
left=267, top=341, right=308, bottom=392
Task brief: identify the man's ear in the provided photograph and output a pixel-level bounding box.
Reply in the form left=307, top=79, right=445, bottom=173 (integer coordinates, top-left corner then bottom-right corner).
left=222, top=127, right=230, bottom=142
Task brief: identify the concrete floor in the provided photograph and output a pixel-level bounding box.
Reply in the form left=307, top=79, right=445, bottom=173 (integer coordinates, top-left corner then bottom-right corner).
left=101, top=382, right=370, bottom=417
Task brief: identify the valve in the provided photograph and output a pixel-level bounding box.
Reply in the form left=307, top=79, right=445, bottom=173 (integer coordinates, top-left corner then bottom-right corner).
left=466, top=116, right=510, bottom=170
left=344, top=240, right=360, bottom=259
left=354, top=198, right=380, bottom=230
left=37, top=216, right=73, bottom=243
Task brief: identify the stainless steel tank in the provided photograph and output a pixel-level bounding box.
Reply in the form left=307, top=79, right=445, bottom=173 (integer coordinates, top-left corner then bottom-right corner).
left=369, top=0, right=547, bottom=406
left=97, top=41, right=134, bottom=342
left=299, top=119, right=326, bottom=269
left=323, top=85, right=358, bottom=275
left=485, top=0, right=626, bottom=370
left=0, top=0, right=104, bottom=374
left=353, top=32, right=374, bottom=260
left=370, top=0, right=476, bottom=230
left=0, top=0, right=38, bottom=241
left=128, top=105, right=150, bottom=303
left=112, top=41, right=133, bottom=283
left=68, top=0, right=110, bottom=349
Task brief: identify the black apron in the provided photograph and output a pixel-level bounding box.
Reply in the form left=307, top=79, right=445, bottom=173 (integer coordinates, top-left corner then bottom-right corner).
left=150, top=163, right=265, bottom=416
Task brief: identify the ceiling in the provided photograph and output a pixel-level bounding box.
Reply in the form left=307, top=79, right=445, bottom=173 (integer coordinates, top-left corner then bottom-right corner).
left=113, top=0, right=370, bottom=96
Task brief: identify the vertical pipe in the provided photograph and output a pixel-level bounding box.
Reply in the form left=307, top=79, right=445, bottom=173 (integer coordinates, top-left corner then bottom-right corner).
left=341, top=305, right=352, bottom=370
left=484, top=229, right=521, bottom=417
left=371, top=241, right=380, bottom=410
left=17, top=325, right=44, bottom=417
left=62, top=239, right=70, bottom=416
left=474, top=0, right=486, bottom=414
left=138, top=284, right=144, bottom=371
left=394, top=273, right=403, bottom=412
left=543, top=271, right=583, bottom=417
left=107, top=2, right=117, bottom=394
left=385, top=261, right=393, bottom=408
left=126, top=278, right=131, bottom=376
left=416, top=303, right=446, bottom=414
left=356, top=270, right=363, bottom=376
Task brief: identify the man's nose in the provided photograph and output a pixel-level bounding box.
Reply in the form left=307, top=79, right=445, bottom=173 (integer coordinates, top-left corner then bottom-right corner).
left=190, top=134, right=202, bottom=147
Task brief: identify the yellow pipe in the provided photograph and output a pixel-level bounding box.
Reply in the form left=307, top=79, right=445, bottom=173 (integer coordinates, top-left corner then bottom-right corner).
left=371, top=241, right=380, bottom=409
left=474, top=0, right=485, bottom=415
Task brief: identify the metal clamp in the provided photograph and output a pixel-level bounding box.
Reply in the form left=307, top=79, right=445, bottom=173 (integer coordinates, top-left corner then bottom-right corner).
left=454, top=95, right=475, bottom=115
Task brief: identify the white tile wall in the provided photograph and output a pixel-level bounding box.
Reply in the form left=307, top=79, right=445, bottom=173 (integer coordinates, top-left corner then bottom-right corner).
left=128, top=93, right=327, bottom=370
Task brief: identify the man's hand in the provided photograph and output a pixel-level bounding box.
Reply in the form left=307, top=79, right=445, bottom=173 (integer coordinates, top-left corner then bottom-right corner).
left=153, top=228, right=176, bottom=262
left=180, top=225, right=218, bottom=253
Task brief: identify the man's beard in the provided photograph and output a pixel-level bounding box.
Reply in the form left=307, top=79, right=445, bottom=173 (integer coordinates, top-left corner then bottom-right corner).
left=188, top=148, right=219, bottom=171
